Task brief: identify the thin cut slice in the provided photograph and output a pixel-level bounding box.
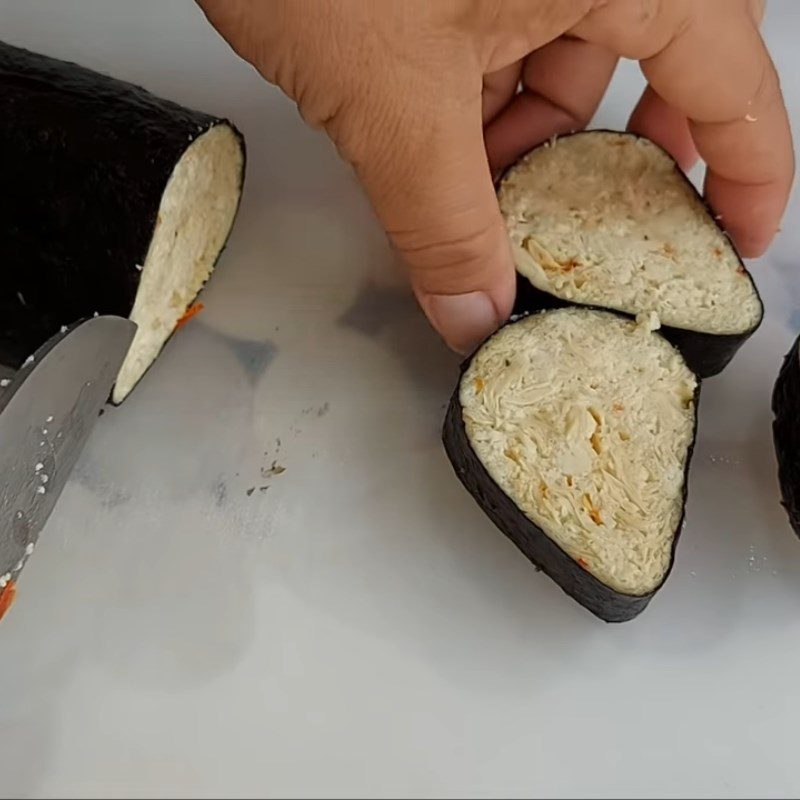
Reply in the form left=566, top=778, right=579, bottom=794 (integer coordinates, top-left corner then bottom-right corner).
left=498, top=131, right=762, bottom=378
left=773, top=332, right=800, bottom=538
left=0, top=41, right=246, bottom=403
left=443, top=308, right=699, bottom=622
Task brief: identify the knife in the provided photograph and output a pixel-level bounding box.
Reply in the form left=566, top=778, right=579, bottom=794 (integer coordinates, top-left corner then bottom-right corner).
left=0, top=316, right=136, bottom=621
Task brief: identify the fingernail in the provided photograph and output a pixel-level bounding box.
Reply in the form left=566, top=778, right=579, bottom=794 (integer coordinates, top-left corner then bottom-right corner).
left=423, top=291, right=501, bottom=355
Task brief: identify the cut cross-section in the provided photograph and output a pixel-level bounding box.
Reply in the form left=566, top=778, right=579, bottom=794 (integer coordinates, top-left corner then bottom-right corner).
left=443, top=307, right=699, bottom=622
left=498, top=131, right=762, bottom=377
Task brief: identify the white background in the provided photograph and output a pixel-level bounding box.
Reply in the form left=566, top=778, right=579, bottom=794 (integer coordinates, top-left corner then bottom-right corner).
left=0, top=2, right=799, bottom=798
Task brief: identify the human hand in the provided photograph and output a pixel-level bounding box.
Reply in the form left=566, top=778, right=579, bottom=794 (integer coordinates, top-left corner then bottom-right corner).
left=198, top=0, right=793, bottom=354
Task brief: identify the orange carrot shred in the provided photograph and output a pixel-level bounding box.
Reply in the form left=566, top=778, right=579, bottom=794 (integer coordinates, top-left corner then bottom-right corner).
left=577, top=558, right=588, bottom=568
left=0, top=582, right=17, bottom=622
left=175, top=302, right=205, bottom=330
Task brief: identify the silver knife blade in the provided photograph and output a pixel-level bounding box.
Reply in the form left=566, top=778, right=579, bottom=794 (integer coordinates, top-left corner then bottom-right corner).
left=0, top=316, right=136, bottom=600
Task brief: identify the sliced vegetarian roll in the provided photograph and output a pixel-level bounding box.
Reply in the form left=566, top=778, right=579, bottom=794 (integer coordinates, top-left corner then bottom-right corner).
left=0, top=41, right=245, bottom=402
left=443, top=308, right=699, bottom=622
left=498, top=131, right=762, bottom=378
left=772, top=333, right=800, bottom=537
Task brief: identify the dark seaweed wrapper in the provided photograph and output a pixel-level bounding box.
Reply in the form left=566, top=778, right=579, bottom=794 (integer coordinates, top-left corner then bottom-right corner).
left=772, top=333, right=800, bottom=537
left=0, top=40, right=245, bottom=391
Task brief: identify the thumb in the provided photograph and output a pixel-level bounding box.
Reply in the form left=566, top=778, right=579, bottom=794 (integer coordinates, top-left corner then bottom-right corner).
left=349, top=102, right=515, bottom=354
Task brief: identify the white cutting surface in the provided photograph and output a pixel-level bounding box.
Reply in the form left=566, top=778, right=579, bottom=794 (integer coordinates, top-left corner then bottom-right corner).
left=1, top=2, right=799, bottom=798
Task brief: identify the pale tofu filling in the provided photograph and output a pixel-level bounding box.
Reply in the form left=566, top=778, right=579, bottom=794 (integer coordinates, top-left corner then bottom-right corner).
left=499, top=132, right=762, bottom=335
left=113, top=124, right=244, bottom=402
left=461, top=308, right=697, bottom=596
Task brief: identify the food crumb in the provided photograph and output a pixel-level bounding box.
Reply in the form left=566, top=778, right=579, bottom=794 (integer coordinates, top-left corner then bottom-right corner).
left=246, top=487, right=255, bottom=497
left=263, top=461, right=286, bottom=477
left=36, top=486, right=45, bottom=495
left=175, top=302, right=205, bottom=330
left=0, top=379, right=9, bottom=387
left=0, top=581, right=16, bottom=621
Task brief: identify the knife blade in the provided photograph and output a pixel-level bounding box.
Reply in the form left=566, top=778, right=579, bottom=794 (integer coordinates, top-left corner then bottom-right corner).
left=0, top=316, right=136, bottom=618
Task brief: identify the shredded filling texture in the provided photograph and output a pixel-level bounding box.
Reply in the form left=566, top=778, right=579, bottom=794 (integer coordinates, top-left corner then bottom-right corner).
left=114, top=123, right=243, bottom=402
left=499, top=132, right=761, bottom=334
left=461, top=308, right=697, bottom=595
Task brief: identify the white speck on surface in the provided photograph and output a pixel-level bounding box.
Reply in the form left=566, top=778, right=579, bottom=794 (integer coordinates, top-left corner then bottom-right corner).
left=0, top=577, right=6, bottom=589
left=45, top=416, right=53, bottom=423
left=42, top=429, right=48, bottom=435
left=93, top=311, right=99, bottom=318
left=39, top=441, right=44, bottom=447
left=14, top=560, right=23, bottom=572
left=40, top=474, right=48, bottom=484
left=0, top=379, right=10, bottom=387
left=135, top=264, right=143, bottom=272
left=22, top=355, right=34, bottom=368
left=25, top=543, right=34, bottom=556
left=15, top=511, right=22, bottom=520
left=34, top=463, right=43, bottom=472
left=60, top=325, right=68, bottom=334
left=36, top=486, right=45, bottom=495
left=690, top=571, right=696, bottom=577
left=745, top=113, right=758, bottom=122
left=17, top=291, right=25, bottom=305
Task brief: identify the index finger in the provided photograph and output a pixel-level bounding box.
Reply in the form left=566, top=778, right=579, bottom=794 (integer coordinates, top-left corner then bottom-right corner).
left=641, top=9, right=793, bottom=257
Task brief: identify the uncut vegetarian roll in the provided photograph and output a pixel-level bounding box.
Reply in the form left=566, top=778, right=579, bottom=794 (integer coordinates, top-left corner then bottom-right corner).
left=0, top=41, right=245, bottom=403
left=443, top=308, right=699, bottom=622
left=498, top=131, right=762, bottom=378
left=773, top=333, right=800, bottom=537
